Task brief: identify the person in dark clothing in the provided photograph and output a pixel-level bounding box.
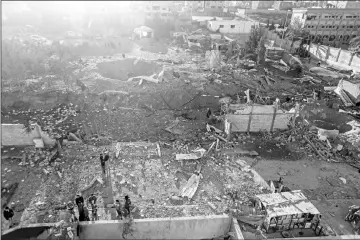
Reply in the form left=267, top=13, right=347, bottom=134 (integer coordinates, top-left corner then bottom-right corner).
left=88, top=194, right=97, bottom=206
left=100, top=153, right=110, bottom=174
left=124, top=196, right=131, bottom=218
left=78, top=203, right=86, bottom=222
left=3, top=206, right=14, bottom=228
left=75, top=194, right=84, bottom=208
left=115, top=200, right=123, bottom=219
left=317, top=61, right=321, bottom=67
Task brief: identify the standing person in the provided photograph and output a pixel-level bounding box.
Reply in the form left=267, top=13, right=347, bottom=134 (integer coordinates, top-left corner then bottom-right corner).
left=75, top=194, right=84, bottom=208
left=88, top=194, right=97, bottom=206
left=115, top=200, right=123, bottom=220
left=100, top=152, right=110, bottom=175
left=78, top=203, right=85, bottom=222
left=83, top=205, right=90, bottom=221
left=91, top=204, right=98, bottom=221
left=124, top=196, right=131, bottom=218
left=3, top=206, right=14, bottom=228
left=100, top=154, right=106, bottom=174
left=67, top=201, right=77, bottom=222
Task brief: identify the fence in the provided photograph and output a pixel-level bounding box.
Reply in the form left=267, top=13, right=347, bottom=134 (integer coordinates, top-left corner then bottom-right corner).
left=265, top=29, right=360, bottom=71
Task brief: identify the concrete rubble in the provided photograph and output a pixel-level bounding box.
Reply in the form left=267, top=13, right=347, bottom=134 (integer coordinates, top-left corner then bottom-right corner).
left=2, top=10, right=360, bottom=239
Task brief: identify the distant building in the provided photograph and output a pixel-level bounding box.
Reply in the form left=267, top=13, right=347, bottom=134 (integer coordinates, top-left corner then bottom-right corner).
left=327, top=1, right=360, bottom=8
left=273, top=1, right=319, bottom=10
left=142, top=1, right=176, bottom=22
left=251, top=1, right=275, bottom=9
left=291, top=8, right=360, bottom=45
left=185, top=1, right=229, bottom=10
left=207, top=19, right=259, bottom=34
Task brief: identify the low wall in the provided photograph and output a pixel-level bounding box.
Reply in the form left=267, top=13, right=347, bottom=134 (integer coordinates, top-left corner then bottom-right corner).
left=79, top=215, right=232, bottom=239
left=265, top=29, right=360, bottom=72
left=1, top=124, right=55, bottom=146
left=2, top=223, right=54, bottom=240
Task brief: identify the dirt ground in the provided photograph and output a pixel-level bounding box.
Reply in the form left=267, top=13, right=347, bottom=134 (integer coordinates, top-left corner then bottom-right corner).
left=1, top=34, right=360, bottom=238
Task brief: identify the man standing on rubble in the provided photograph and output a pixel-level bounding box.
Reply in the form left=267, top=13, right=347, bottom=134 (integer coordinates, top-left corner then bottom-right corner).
left=88, top=193, right=97, bottom=206
left=100, top=152, right=110, bottom=175
left=115, top=200, right=123, bottom=219
left=3, top=206, right=14, bottom=228
left=91, top=204, right=98, bottom=221
left=75, top=194, right=84, bottom=208
left=124, top=195, right=132, bottom=218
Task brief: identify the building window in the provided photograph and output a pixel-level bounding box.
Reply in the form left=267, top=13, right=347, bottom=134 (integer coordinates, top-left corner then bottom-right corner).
left=162, top=8, right=166, bottom=10
left=161, top=13, right=167, bottom=16
left=230, top=25, right=235, bottom=28
left=346, top=16, right=352, bottom=18
left=147, top=13, right=151, bottom=16
left=219, top=25, right=224, bottom=28
left=211, top=6, right=215, bottom=8
left=152, top=6, right=160, bottom=10
left=321, top=26, right=324, bottom=28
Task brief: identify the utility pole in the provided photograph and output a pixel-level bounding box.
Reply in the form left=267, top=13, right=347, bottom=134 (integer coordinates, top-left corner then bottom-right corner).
left=280, top=10, right=290, bottom=48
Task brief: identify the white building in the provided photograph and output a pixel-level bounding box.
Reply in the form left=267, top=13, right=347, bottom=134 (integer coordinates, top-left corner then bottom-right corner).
left=207, top=19, right=259, bottom=34
left=291, top=8, right=360, bottom=45
left=142, top=1, right=175, bottom=22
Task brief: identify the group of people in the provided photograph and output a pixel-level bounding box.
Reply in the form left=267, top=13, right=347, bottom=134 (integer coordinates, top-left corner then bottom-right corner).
left=115, top=195, right=132, bottom=219
left=67, top=193, right=132, bottom=222
left=67, top=193, right=95, bottom=222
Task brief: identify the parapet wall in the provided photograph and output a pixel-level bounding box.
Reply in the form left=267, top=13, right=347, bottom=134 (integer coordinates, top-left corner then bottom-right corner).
left=79, top=215, right=232, bottom=239
left=1, top=124, right=55, bottom=146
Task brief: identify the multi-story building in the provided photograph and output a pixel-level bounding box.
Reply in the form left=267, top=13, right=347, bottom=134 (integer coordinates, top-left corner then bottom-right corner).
left=327, top=1, right=360, bottom=8
left=140, top=1, right=176, bottom=22
left=273, top=1, right=319, bottom=10
left=251, top=1, right=275, bottom=9
left=291, top=8, right=360, bottom=45
left=185, top=1, right=228, bottom=10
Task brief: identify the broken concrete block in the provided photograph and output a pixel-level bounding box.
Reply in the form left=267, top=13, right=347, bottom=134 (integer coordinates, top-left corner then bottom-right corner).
left=207, top=202, right=217, bottom=211
left=33, top=138, right=45, bottom=148
left=249, top=151, right=259, bottom=156
left=318, top=129, right=339, bottom=140
left=337, top=80, right=360, bottom=104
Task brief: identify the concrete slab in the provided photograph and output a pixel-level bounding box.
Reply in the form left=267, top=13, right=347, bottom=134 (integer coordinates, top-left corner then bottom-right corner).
left=1, top=123, right=55, bottom=146
left=79, top=215, right=232, bottom=239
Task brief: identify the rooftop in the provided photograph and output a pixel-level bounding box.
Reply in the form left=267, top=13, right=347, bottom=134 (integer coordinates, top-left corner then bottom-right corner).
left=256, top=190, right=321, bottom=218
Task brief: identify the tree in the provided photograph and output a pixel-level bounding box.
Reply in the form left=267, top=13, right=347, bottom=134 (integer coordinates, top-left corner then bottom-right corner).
left=256, top=36, right=266, bottom=65
left=245, top=25, right=264, bottom=54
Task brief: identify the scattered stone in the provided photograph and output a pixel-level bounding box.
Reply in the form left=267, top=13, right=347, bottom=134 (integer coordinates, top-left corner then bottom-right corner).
left=278, top=170, right=287, bottom=176
left=207, top=202, right=217, bottom=211
left=339, top=177, right=347, bottom=184
left=249, top=151, right=259, bottom=156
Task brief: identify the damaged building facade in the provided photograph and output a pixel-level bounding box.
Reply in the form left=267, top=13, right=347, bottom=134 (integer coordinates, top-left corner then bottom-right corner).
left=291, top=8, right=360, bottom=45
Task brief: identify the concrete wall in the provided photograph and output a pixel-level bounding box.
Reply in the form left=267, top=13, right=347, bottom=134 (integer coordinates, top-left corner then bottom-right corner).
left=208, top=20, right=257, bottom=34
left=1, top=124, right=55, bottom=146
left=79, top=215, right=232, bottom=239
left=2, top=223, right=54, bottom=240
left=265, top=29, right=360, bottom=72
